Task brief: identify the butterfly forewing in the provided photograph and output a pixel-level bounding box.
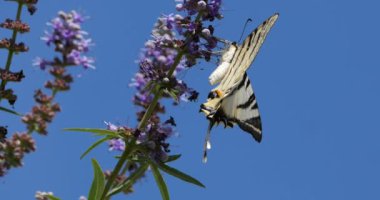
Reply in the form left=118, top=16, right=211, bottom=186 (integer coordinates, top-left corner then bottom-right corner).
left=217, top=13, right=279, bottom=96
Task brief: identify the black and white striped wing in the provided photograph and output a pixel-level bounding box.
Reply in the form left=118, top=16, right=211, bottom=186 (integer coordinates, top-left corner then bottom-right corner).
left=217, top=13, right=279, bottom=96
left=220, top=73, right=262, bottom=142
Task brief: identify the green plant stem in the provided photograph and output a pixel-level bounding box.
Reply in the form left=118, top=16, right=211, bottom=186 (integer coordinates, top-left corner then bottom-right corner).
left=100, top=141, right=136, bottom=200
left=107, top=163, right=149, bottom=197
left=0, top=2, right=23, bottom=92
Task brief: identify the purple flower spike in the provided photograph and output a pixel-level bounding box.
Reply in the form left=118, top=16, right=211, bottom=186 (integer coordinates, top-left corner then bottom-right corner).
left=125, top=0, right=224, bottom=162
left=39, top=10, right=95, bottom=69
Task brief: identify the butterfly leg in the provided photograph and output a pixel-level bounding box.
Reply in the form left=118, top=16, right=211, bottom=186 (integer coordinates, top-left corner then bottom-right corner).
left=214, top=36, right=232, bottom=45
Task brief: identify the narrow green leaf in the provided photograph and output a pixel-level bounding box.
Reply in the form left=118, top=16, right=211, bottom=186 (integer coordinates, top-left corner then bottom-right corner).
left=0, top=106, right=22, bottom=116
left=151, top=163, right=170, bottom=200
left=89, top=159, right=105, bottom=200
left=64, top=128, right=119, bottom=137
left=46, top=194, right=61, bottom=200
left=156, top=162, right=205, bottom=188
left=80, top=137, right=110, bottom=159
left=107, top=163, right=149, bottom=197
left=165, top=154, right=181, bottom=163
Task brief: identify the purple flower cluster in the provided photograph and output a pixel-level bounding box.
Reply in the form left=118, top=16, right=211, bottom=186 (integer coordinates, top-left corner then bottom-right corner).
left=131, top=0, right=223, bottom=105
left=176, top=0, right=222, bottom=21
left=128, top=0, right=222, bottom=162
left=37, top=10, right=94, bottom=69
left=105, top=122, right=126, bottom=151
left=105, top=118, right=175, bottom=162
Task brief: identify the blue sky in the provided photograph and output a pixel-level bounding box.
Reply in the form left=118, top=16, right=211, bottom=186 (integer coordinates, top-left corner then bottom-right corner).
left=1, top=0, right=380, bottom=199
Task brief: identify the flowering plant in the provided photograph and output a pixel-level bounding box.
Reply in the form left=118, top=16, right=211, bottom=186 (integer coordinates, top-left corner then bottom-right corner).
left=66, top=0, right=224, bottom=199
left=1, top=0, right=225, bottom=199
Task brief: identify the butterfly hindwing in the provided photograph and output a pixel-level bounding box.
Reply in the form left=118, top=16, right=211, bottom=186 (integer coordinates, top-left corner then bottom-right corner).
left=219, top=73, right=262, bottom=142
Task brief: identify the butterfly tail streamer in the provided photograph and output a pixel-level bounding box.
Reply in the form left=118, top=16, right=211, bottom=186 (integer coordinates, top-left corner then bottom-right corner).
left=202, top=121, right=214, bottom=163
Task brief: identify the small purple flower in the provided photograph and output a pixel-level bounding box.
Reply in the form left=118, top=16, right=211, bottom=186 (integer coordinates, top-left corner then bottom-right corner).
left=67, top=49, right=81, bottom=64
left=33, top=57, right=50, bottom=70
left=129, top=73, right=147, bottom=91
left=136, top=131, right=148, bottom=144
left=187, top=22, right=196, bottom=33
left=176, top=3, right=184, bottom=11
left=104, top=121, right=118, bottom=131
left=109, top=138, right=125, bottom=151
left=71, top=11, right=85, bottom=23
left=76, top=38, right=92, bottom=52
left=41, top=31, right=54, bottom=46
left=163, top=14, right=176, bottom=30
left=79, top=56, right=95, bottom=69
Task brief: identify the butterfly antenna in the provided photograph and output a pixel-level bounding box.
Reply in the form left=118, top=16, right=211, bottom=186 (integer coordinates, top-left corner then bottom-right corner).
left=202, top=121, right=214, bottom=163
left=238, top=18, right=253, bottom=43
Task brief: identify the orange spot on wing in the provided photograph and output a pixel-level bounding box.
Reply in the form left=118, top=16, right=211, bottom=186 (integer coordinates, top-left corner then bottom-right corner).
left=215, top=90, right=223, bottom=97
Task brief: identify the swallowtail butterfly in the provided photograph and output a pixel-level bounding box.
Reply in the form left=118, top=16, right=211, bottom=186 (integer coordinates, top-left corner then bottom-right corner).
left=200, top=13, right=279, bottom=162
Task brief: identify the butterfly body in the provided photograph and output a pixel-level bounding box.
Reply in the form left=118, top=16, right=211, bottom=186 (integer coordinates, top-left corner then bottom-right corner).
left=208, top=44, right=237, bottom=85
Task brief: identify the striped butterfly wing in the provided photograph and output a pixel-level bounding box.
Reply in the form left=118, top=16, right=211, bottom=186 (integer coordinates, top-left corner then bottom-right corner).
left=219, top=73, right=262, bottom=142
left=216, top=13, right=279, bottom=96
left=201, top=73, right=262, bottom=162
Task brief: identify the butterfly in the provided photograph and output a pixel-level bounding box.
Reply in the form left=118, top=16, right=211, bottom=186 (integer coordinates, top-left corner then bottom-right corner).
left=200, top=13, right=279, bottom=162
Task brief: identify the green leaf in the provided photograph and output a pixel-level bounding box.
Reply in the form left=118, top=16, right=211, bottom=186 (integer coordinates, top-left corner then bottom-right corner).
left=88, top=159, right=105, bottom=200
left=165, top=154, right=181, bottom=163
left=0, top=106, right=22, bottom=116
left=46, top=194, right=61, bottom=200
left=80, top=136, right=110, bottom=159
left=151, top=163, right=170, bottom=200
left=107, top=163, right=149, bottom=197
left=156, top=162, right=205, bottom=188
left=64, top=128, right=119, bottom=137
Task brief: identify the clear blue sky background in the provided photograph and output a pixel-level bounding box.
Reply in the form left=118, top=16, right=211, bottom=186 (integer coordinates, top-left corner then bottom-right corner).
left=1, top=0, right=380, bottom=199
